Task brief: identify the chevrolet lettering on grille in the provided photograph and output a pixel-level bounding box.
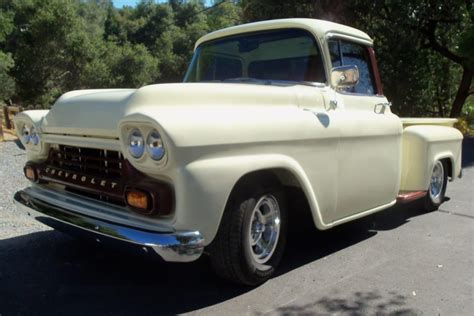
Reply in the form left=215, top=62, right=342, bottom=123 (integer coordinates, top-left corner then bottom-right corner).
left=40, top=166, right=122, bottom=195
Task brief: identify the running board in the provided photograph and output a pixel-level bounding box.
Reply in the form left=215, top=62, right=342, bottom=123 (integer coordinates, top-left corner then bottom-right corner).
left=397, top=191, right=427, bottom=203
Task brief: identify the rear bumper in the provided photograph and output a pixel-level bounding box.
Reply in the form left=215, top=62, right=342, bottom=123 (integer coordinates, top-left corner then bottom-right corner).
left=14, top=189, right=204, bottom=262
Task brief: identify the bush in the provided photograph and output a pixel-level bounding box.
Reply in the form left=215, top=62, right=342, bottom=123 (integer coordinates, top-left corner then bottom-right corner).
left=454, top=117, right=473, bottom=136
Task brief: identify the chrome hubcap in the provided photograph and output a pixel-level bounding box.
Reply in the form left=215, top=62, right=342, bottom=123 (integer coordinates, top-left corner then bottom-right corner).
left=429, top=161, right=444, bottom=203
left=248, top=195, right=281, bottom=264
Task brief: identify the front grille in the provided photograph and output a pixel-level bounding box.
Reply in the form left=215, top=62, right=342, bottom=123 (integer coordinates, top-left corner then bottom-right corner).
left=48, top=145, right=124, bottom=180
left=42, top=145, right=126, bottom=206
left=33, top=144, right=173, bottom=216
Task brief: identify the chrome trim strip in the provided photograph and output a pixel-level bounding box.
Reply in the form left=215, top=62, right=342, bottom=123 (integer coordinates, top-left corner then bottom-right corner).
left=42, top=134, right=122, bottom=151
left=14, top=190, right=204, bottom=262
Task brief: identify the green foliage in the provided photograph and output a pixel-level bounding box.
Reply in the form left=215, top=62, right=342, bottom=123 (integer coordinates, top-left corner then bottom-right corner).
left=83, top=41, right=158, bottom=88
left=0, top=8, right=14, bottom=102
left=0, top=51, right=14, bottom=101
left=353, top=0, right=472, bottom=118
left=207, top=0, right=241, bottom=30
left=241, top=0, right=317, bottom=21
left=461, top=96, right=474, bottom=133
left=457, top=23, right=474, bottom=69
left=0, top=8, right=13, bottom=42
left=454, top=117, right=473, bottom=135
left=3, top=0, right=103, bottom=106
left=0, top=0, right=242, bottom=107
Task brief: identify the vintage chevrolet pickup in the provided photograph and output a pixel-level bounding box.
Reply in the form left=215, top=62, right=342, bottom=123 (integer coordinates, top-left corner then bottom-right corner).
left=13, top=19, right=463, bottom=285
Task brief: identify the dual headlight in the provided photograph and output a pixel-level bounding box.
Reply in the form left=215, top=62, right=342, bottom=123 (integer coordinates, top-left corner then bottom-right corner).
left=20, top=124, right=40, bottom=146
left=127, top=128, right=165, bottom=161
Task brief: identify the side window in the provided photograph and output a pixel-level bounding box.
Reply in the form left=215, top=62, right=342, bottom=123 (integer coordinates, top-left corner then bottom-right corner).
left=328, top=40, right=342, bottom=67
left=328, top=39, right=376, bottom=95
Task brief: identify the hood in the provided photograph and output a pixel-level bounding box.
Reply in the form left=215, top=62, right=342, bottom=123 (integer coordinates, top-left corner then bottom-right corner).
left=41, top=83, right=299, bottom=139
left=42, top=89, right=136, bottom=138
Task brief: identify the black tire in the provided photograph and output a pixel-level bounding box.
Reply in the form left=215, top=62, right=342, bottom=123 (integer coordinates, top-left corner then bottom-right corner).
left=208, top=177, right=287, bottom=286
left=423, top=160, right=448, bottom=211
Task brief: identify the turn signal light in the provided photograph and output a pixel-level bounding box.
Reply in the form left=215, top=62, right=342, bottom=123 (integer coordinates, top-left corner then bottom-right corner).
left=126, top=190, right=150, bottom=210
left=24, top=165, right=38, bottom=182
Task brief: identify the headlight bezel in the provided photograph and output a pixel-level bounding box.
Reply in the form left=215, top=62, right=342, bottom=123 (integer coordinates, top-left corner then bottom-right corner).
left=19, top=122, right=41, bottom=148
left=120, top=123, right=168, bottom=168
left=13, top=112, right=49, bottom=158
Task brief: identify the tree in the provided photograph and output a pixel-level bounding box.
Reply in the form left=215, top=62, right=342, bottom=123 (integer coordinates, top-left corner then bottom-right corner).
left=0, top=0, right=246, bottom=107
left=156, top=0, right=209, bottom=82
left=2, top=0, right=105, bottom=106
left=241, top=0, right=317, bottom=21
left=362, top=0, right=473, bottom=118
left=207, top=0, right=242, bottom=31
left=89, top=41, right=159, bottom=88
left=0, top=8, right=14, bottom=102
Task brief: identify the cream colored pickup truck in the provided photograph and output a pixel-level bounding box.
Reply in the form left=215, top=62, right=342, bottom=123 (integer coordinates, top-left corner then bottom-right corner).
left=14, top=19, right=463, bottom=285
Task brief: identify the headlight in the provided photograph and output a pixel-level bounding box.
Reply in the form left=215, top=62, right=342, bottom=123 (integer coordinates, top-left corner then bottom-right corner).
left=128, top=128, right=145, bottom=158
left=30, top=126, right=40, bottom=145
left=21, top=125, right=31, bottom=144
left=146, top=129, right=165, bottom=160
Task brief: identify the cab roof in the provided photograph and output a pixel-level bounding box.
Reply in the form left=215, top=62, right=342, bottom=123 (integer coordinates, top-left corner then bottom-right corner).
left=195, top=18, right=373, bottom=49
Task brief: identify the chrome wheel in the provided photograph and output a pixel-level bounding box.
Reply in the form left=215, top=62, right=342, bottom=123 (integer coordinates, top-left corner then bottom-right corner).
left=248, top=195, right=281, bottom=264
left=429, top=161, right=445, bottom=204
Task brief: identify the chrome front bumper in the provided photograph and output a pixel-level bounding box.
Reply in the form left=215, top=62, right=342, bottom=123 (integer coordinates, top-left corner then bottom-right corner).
left=14, top=189, right=204, bottom=262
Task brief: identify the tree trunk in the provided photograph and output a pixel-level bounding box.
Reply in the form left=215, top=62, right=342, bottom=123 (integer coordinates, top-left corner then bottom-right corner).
left=450, top=66, right=473, bottom=118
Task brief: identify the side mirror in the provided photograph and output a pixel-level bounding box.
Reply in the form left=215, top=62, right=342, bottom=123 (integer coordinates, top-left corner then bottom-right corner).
left=331, top=65, right=359, bottom=90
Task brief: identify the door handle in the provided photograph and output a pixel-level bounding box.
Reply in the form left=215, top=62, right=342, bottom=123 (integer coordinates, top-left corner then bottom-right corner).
left=329, top=99, right=338, bottom=110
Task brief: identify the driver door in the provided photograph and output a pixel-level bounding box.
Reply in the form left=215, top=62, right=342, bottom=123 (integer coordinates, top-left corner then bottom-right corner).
left=327, top=39, right=402, bottom=221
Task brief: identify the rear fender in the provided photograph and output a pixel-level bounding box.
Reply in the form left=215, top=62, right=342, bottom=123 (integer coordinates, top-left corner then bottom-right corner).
left=400, top=125, right=463, bottom=191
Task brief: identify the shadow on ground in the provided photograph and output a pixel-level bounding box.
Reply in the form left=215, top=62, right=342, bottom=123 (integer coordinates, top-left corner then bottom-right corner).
left=274, top=290, right=418, bottom=315
left=0, top=200, right=428, bottom=315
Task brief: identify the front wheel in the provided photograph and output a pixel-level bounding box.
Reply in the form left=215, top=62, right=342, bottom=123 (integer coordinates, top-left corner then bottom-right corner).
left=424, top=160, right=448, bottom=211
left=208, top=181, right=287, bottom=286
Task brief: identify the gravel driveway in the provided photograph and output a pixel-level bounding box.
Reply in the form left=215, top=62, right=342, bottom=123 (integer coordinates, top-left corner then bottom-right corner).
left=0, top=138, right=473, bottom=315
left=0, top=141, right=49, bottom=239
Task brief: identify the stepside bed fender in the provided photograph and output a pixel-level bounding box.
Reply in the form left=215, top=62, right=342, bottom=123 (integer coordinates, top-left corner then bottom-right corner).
left=400, top=125, right=463, bottom=192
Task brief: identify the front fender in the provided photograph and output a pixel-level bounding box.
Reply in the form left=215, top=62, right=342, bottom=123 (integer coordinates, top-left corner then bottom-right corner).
left=172, top=154, right=327, bottom=245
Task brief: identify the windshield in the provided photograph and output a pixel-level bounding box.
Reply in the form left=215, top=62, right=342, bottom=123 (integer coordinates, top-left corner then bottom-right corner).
left=184, top=29, right=326, bottom=85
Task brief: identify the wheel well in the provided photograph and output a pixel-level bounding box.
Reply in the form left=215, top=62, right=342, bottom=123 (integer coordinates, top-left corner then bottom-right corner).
left=441, top=158, right=453, bottom=179
left=231, top=168, right=305, bottom=193
left=230, top=168, right=316, bottom=231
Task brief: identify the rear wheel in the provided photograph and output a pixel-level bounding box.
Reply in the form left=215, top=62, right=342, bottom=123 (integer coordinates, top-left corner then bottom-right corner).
left=424, top=160, right=448, bottom=211
left=208, top=179, right=287, bottom=286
